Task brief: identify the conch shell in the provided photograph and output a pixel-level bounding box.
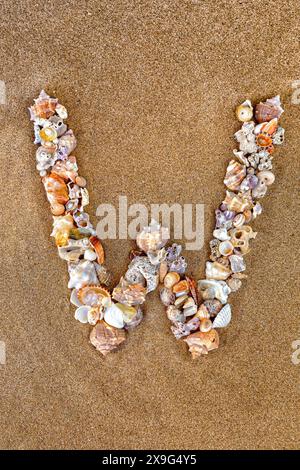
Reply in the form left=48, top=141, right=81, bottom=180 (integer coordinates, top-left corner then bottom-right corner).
left=184, top=329, right=219, bottom=358
left=255, top=96, right=283, bottom=124
left=67, top=260, right=99, bottom=290
left=90, top=321, right=126, bottom=356
left=136, top=219, right=169, bottom=253
left=112, top=277, right=147, bottom=306
left=224, top=160, right=246, bottom=191
left=43, top=173, right=69, bottom=207
left=205, top=261, right=231, bottom=281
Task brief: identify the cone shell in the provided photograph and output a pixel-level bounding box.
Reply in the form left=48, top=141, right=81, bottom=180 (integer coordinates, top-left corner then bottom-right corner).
left=89, top=236, right=105, bottom=264
left=90, top=321, right=126, bottom=356
left=212, top=304, right=232, bottom=328
left=224, top=160, right=247, bottom=191
left=77, top=285, right=111, bottom=307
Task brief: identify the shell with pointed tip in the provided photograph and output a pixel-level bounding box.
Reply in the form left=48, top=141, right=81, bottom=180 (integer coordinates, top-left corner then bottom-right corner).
left=67, top=260, right=99, bottom=290
left=224, top=160, right=246, bottom=191
left=90, top=321, right=126, bottom=356
left=136, top=220, right=169, bottom=253
left=212, top=304, right=232, bottom=328
left=198, top=279, right=231, bottom=305
left=255, top=96, right=283, bottom=124
left=223, top=191, right=252, bottom=213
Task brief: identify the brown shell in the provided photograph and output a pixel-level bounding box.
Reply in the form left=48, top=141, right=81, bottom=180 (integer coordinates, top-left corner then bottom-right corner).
left=89, top=236, right=105, bottom=264
left=42, top=173, right=69, bottom=206
left=184, top=329, right=219, bottom=359
left=255, top=102, right=281, bottom=124
left=77, top=284, right=111, bottom=307
left=90, top=321, right=126, bottom=356
left=223, top=160, right=246, bottom=191
left=112, top=278, right=147, bottom=306
left=185, top=276, right=199, bottom=307
left=52, top=156, right=78, bottom=182
left=31, top=98, right=57, bottom=119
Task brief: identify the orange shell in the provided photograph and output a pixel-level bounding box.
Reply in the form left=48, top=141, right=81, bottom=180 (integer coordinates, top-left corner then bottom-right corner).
left=173, top=280, right=190, bottom=295
left=77, top=284, right=111, bottom=307
left=89, top=236, right=105, bottom=264
left=260, top=118, right=278, bottom=136
left=42, top=173, right=69, bottom=206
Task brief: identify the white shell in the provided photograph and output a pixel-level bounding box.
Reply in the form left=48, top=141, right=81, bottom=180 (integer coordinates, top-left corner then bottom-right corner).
left=70, top=289, right=82, bottom=307
left=229, top=254, right=246, bottom=273
left=67, top=260, right=99, bottom=290
left=212, top=304, right=232, bottom=328
left=198, top=279, right=231, bottom=304
left=104, top=303, right=125, bottom=329
left=213, top=227, right=231, bottom=241
left=205, top=261, right=231, bottom=280
left=84, top=249, right=97, bottom=261
left=219, top=240, right=234, bottom=257
left=75, top=305, right=90, bottom=323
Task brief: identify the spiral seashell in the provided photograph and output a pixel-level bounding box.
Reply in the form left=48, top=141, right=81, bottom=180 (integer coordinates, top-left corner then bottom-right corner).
left=255, top=96, right=283, bottom=124
left=205, top=261, right=231, bottom=281
left=94, top=263, right=111, bottom=286
left=51, top=213, right=74, bottom=246
left=30, top=90, right=58, bottom=119
left=184, top=329, right=219, bottom=358
left=166, top=305, right=185, bottom=323
left=212, top=304, right=232, bottom=328
left=90, top=321, right=126, bottom=356
left=198, top=279, right=231, bottom=305
left=58, top=238, right=89, bottom=262
left=136, top=219, right=169, bottom=253
left=112, top=278, right=147, bottom=306
left=213, top=227, right=231, bottom=241
left=160, top=287, right=175, bottom=306
left=67, top=260, right=99, bottom=290
left=195, top=304, right=210, bottom=320
left=257, top=170, right=275, bottom=186
left=224, top=160, right=247, bottom=191
left=252, top=179, right=267, bottom=199
left=57, top=129, right=77, bottom=157
left=236, top=100, right=253, bottom=122
left=124, top=306, right=143, bottom=330
left=233, top=213, right=245, bottom=228
left=203, top=299, right=223, bottom=317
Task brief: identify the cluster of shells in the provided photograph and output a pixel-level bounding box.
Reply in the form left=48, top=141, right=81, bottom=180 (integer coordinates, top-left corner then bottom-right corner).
left=158, top=96, right=285, bottom=358
left=30, top=91, right=165, bottom=356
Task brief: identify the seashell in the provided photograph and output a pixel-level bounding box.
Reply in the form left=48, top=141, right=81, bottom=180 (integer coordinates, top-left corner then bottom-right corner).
left=165, top=243, right=182, bottom=262
left=67, top=260, right=99, bottom=290
left=224, top=160, right=246, bottom=191
left=89, top=236, right=105, bottom=264
left=57, top=129, right=77, bottom=157
left=36, top=145, right=57, bottom=173
left=252, top=179, right=267, bottom=199
left=169, top=256, right=187, bottom=274
left=256, top=118, right=278, bottom=137
left=205, top=261, right=231, bottom=281
left=230, top=226, right=256, bottom=251
left=186, top=317, right=200, bottom=332
left=200, top=318, right=212, bottom=333
left=84, top=248, right=97, bottom=261
left=52, top=156, right=78, bottom=182
left=51, top=213, right=74, bottom=246
left=75, top=176, right=87, bottom=187
left=115, top=303, right=138, bottom=324
left=30, top=90, right=58, bottom=120
left=215, top=209, right=235, bottom=230
left=164, top=272, right=180, bottom=289
left=252, top=202, right=263, bottom=219
left=223, top=191, right=251, bottom=213
left=147, top=248, right=166, bottom=266
left=136, top=219, right=169, bottom=253
left=125, top=256, right=158, bottom=293
left=75, top=305, right=90, bottom=323
left=243, top=209, right=252, bottom=223
left=171, top=321, right=191, bottom=339
left=219, top=240, right=234, bottom=257
left=77, top=284, right=111, bottom=307
left=80, top=188, right=89, bottom=207
left=87, top=307, right=101, bottom=325
left=55, top=103, right=68, bottom=119
left=234, top=121, right=257, bottom=154
left=58, top=238, right=89, bottom=262
left=112, top=278, right=147, bottom=306
left=232, top=272, right=248, bottom=279
left=104, top=303, right=125, bottom=329
left=65, top=199, right=79, bottom=213
left=184, top=329, right=219, bottom=358
left=124, top=306, right=143, bottom=330
left=229, top=254, right=246, bottom=273
left=159, top=261, right=168, bottom=283
left=73, top=210, right=91, bottom=229
left=174, top=295, right=188, bottom=308
left=166, top=305, right=185, bottom=323
left=233, top=213, right=245, bottom=228
left=40, top=126, right=57, bottom=142
left=195, top=304, right=210, bottom=320
left=183, top=297, right=195, bottom=309
left=49, top=115, right=67, bottom=137
left=255, top=96, right=283, bottom=124
left=236, top=100, right=253, bottom=122
left=198, top=279, right=231, bottom=305
left=70, top=289, right=82, bottom=307
left=257, top=170, right=275, bottom=186
left=173, top=280, right=190, bottom=296
left=212, top=304, right=232, bottom=328
left=90, top=321, right=126, bottom=356
left=203, top=299, right=223, bottom=317
left=43, top=173, right=69, bottom=206
left=233, top=149, right=249, bottom=166
left=213, top=227, right=231, bottom=241
left=256, top=133, right=273, bottom=148
left=160, top=287, right=175, bottom=306
left=183, top=305, right=198, bottom=317
left=227, top=277, right=242, bottom=292
left=209, top=239, right=220, bottom=261
left=51, top=203, right=65, bottom=216
left=186, top=276, right=199, bottom=306
left=240, top=174, right=258, bottom=192
left=94, top=263, right=111, bottom=286
left=273, top=126, right=284, bottom=145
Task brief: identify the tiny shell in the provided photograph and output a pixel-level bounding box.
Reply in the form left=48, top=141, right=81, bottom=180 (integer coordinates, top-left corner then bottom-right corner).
left=56, top=103, right=68, bottom=119
left=195, top=304, right=210, bottom=319
left=219, top=240, right=234, bottom=257
left=184, top=329, right=219, bottom=358
left=124, top=306, right=143, bottom=329
left=186, top=276, right=199, bottom=306
left=75, top=176, right=87, bottom=187
left=87, top=307, right=101, bottom=326
left=166, top=305, right=185, bottom=323
left=104, top=303, right=125, bottom=329
left=75, top=305, right=90, bottom=323
left=257, top=170, right=275, bottom=186
left=136, top=219, right=169, bottom=253
left=205, top=261, right=231, bottom=281
left=203, top=299, right=223, bottom=317
left=159, top=261, right=168, bottom=283
left=252, top=179, right=267, bottom=199
left=174, top=295, right=188, bottom=307
left=89, top=236, right=105, bottom=264
left=94, top=263, right=111, bottom=286
left=227, top=277, right=242, bottom=292
left=183, top=305, right=198, bottom=317
left=77, top=284, right=111, bottom=307
left=116, top=303, right=138, bottom=324
left=70, top=289, right=82, bottom=307
left=40, top=126, right=57, bottom=142
left=90, top=321, right=126, bottom=356
left=51, top=203, right=65, bottom=216
left=173, top=280, right=190, bottom=296
left=183, top=297, right=195, bottom=309
left=212, top=304, right=232, bottom=328
left=57, top=130, right=77, bottom=157
left=160, top=287, right=175, bottom=306
left=200, top=318, right=212, bottom=333
left=164, top=272, right=180, bottom=289
left=236, top=100, right=253, bottom=122
left=52, top=157, right=78, bottom=182
left=224, top=160, right=246, bottom=191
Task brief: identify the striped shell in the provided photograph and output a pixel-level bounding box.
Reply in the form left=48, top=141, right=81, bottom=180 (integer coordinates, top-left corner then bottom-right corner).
left=224, top=160, right=246, bottom=191
left=212, top=304, right=232, bottom=328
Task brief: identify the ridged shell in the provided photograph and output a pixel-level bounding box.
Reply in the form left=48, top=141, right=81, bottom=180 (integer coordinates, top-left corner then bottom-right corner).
left=89, top=236, right=105, bottom=264
left=77, top=284, right=111, bottom=307
left=186, top=276, right=199, bottom=306
left=43, top=173, right=69, bottom=206
left=67, top=260, right=99, bottom=290
left=205, top=261, right=231, bottom=281
left=30, top=91, right=57, bottom=119
left=224, top=160, right=246, bottom=191
left=112, top=278, right=147, bottom=306
left=184, top=329, right=219, bottom=358
left=212, top=304, right=232, bottom=328
left=90, top=321, right=126, bottom=356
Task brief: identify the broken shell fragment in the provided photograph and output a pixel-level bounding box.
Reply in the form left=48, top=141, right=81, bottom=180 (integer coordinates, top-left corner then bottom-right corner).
left=229, top=254, right=246, bottom=273
left=160, top=287, right=175, bottom=306
left=184, top=329, right=219, bottom=358
left=199, top=318, right=212, bottom=333
left=166, top=305, right=185, bottom=323
left=89, top=236, right=105, bottom=264
left=212, top=304, right=232, bottom=328
left=213, top=227, right=231, bottom=241
left=173, top=280, right=190, bottom=296
left=198, top=279, right=231, bottom=304
left=203, top=299, right=223, bottom=317
left=205, top=261, right=231, bottom=280
left=90, top=321, right=126, bottom=356
left=236, top=100, right=253, bottom=122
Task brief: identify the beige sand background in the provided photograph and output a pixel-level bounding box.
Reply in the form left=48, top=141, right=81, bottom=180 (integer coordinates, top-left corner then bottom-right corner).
left=0, top=0, right=300, bottom=450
